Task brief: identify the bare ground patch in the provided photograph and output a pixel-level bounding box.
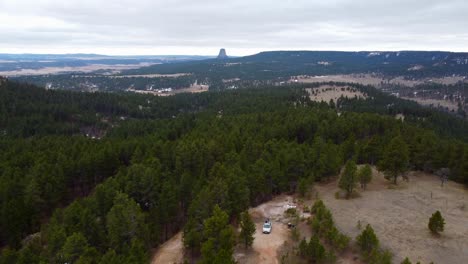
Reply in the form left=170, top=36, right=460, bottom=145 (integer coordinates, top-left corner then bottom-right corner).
left=151, top=196, right=296, bottom=264
left=235, top=195, right=295, bottom=264
left=151, top=232, right=184, bottom=264
left=313, top=169, right=468, bottom=264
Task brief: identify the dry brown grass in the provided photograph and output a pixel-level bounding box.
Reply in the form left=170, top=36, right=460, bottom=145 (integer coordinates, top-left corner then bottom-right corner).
left=313, top=169, right=468, bottom=264
left=292, top=74, right=466, bottom=87
left=0, top=63, right=158, bottom=76
left=306, top=85, right=367, bottom=103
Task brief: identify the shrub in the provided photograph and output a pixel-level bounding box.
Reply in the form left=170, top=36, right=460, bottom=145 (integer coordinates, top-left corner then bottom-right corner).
left=428, top=210, right=445, bottom=234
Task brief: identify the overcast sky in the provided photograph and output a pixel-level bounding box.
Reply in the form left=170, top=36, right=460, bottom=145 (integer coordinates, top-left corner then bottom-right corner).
left=1, top=0, right=467, bottom=56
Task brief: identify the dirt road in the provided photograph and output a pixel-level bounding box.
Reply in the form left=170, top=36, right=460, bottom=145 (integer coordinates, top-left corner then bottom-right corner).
left=235, top=195, right=293, bottom=264
left=315, top=170, right=468, bottom=264
left=152, top=196, right=295, bottom=264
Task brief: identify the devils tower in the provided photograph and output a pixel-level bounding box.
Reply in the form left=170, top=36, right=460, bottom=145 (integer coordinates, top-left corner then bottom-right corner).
left=217, top=48, right=228, bottom=59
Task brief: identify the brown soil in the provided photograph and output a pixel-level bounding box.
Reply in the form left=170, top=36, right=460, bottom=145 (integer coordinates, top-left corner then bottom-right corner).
left=235, top=195, right=294, bottom=264
left=151, top=232, right=184, bottom=264
left=151, top=196, right=296, bottom=264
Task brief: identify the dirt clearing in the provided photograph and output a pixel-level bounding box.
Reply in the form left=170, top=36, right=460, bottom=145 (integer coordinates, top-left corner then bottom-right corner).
left=306, top=85, right=367, bottom=103
left=151, top=232, right=183, bottom=264
left=235, top=195, right=295, bottom=264
left=151, top=196, right=296, bottom=264
left=314, top=170, right=468, bottom=264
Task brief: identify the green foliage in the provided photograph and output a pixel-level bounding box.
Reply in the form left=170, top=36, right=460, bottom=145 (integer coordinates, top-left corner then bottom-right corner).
left=366, top=249, right=393, bottom=264
left=0, top=248, right=18, bottom=264
left=298, top=235, right=326, bottom=263
left=239, top=211, right=255, bottom=248
left=311, top=199, right=325, bottom=214
left=100, top=250, right=122, bottom=264
left=356, top=224, right=379, bottom=254
left=309, top=199, right=349, bottom=254
left=401, top=257, right=412, bottom=264
left=339, top=160, right=358, bottom=198
left=297, top=177, right=308, bottom=197
left=106, top=193, right=148, bottom=252
left=0, top=78, right=467, bottom=263
left=358, top=164, right=372, bottom=189
left=200, top=205, right=236, bottom=264
left=379, top=135, right=409, bottom=184
left=356, top=227, right=393, bottom=264
left=428, top=210, right=445, bottom=234
left=60, top=232, right=90, bottom=263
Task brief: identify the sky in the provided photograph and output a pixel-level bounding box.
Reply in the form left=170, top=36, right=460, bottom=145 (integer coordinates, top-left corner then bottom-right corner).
left=1, top=0, right=467, bottom=56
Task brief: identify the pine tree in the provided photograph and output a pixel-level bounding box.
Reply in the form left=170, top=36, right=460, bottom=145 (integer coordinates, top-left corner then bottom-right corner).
left=428, top=210, right=445, bottom=234
left=297, top=177, right=308, bottom=197
left=106, top=193, right=147, bottom=252
left=401, top=257, right=412, bottom=264
left=200, top=205, right=235, bottom=264
left=239, top=211, right=255, bottom=248
left=356, top=224, right=379, bottom=254
left=60, top=233, right=89, bottom=263
left=339, top=160, right=358, bottom=198
left=358, top=164, right=372, bottom=190
left=308, top=235, right=326, bottom=263
left=378, top=135, right=409, bottom=184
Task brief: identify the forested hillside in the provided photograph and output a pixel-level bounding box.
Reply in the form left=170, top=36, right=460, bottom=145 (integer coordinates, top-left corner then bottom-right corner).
left=0, top=78, right=467, bottom=263
left=12, top=51, right=468, bottom=93
left=123, top=51, right=468, bottom=80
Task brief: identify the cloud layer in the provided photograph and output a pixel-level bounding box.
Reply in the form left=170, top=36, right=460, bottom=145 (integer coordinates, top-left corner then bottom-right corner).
left=1, top=0, right=467, bottom=55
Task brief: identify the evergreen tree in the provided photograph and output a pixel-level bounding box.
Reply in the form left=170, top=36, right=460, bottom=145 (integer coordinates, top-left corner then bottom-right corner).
left=401, top=257, right=412, bottom=264
left=298, top=236, right=327, bottom=263
left=297, top=177, right=308, bottom=197
left=339, top=160, right=358, bottom=198
left=356, top=224, right=379, bottom=255
left=239, top=211, right=255, bottom=248
left=125, top=239, right=149, bottom=264
left=60, top=232, right=89, bottom=263
left=378, top=135, right=409, bottom=184
left=100, top=250, right=122, bottom=264
left=200, top=205, right=235, bottom=264
left=106, top=193, right=147, bottom=252
left=428, top=210, right=445, bottom=234
left=358, top=164, right=372, bottom=190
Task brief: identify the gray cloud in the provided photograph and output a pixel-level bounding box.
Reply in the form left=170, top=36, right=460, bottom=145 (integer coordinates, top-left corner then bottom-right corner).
left=1, top=0, right=467, bottom=55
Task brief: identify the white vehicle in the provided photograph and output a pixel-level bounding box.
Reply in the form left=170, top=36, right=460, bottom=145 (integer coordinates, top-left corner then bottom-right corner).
left=262, top=219, right=272, bottom=234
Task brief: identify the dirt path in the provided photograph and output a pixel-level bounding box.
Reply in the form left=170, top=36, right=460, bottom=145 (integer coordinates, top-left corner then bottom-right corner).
left=315, top=170, right=468, bottom=264
left=152, top=196, right=295, bottom=264
left=235, top=195, right=294, bottom=264
left=151, top=232, right=183, bottom=264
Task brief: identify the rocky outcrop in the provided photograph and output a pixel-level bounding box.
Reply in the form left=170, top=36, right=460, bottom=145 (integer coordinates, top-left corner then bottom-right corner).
left=217, top=48, right=228, bottom=59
